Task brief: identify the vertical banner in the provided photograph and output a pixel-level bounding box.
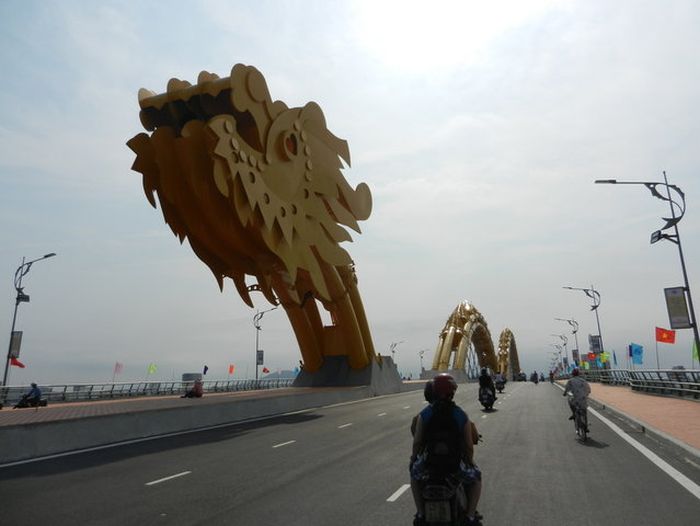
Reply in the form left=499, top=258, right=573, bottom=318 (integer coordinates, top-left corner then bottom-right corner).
left=256, top=350, right=264, bottom=365
left=9, top=331, right=23, bottom=358
left=664, top=287, right=692, bottom=329
left=571, top=349, right=580, bottom=365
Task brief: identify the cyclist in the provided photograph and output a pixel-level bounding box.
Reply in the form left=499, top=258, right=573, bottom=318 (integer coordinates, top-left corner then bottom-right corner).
left=563, top=368, right=591, bottom=425
left=410, top=373, right=482, bottom=526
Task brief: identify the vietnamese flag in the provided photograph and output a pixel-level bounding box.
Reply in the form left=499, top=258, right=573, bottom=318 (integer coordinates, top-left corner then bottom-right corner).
left=655, top=327, right=676, bottom=344
left=228, top=364, right=235, bottom=375
left=262, top=367, right=270, bottom=374
left=10, top=357, right=25, bottom=368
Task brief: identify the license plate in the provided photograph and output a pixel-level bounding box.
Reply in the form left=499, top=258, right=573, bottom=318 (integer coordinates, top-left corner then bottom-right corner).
left=425, top=500, right=451, bottom=523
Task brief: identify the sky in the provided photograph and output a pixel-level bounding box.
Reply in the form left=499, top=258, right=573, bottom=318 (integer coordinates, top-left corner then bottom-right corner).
left=1, top=0, right=699, bottom=386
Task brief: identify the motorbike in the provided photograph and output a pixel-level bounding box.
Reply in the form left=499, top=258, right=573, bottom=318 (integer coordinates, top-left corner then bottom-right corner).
left=478, top=387, right=494, bottom=410
left=14, top=394, right=48, bottom=409
left=495, top=380, right=505, bottom=393
left=422, top=473, right=468, bottom=526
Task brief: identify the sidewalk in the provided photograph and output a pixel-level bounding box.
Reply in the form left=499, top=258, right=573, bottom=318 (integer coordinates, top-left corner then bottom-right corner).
left=587, top=382, right=700, bottom=454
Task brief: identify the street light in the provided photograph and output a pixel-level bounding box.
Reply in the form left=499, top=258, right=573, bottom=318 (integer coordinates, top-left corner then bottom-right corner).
left=253, top=305, right=278, bottom=381
left=549, top=344, right=564, bottom=372
left=3, top=253, right=57, bottom=387
left=550, top=333, right=568, bottom=370
left=595, top=173, right=700, bottom=355
left=418, top=348, right=428, bottom=371
left=555, top=317, right=580, bottom=366
left=389, top=340, right=404, bottom=363
left=563, top=285, right=605, bottom=366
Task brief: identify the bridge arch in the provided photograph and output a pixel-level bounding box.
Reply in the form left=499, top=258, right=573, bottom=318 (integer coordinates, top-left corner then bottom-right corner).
left=430, top=301, right=498, bottom=378
left=496, top=328, right=521, bottom=380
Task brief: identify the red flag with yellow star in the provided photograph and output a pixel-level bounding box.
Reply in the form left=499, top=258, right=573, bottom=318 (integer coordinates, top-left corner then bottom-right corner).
left=655, top=327, right=676, bottom=344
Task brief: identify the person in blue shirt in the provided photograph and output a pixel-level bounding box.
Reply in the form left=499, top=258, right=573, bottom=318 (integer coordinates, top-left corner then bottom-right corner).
left=410, top=373, right=482, bottom=526
left=26, top=383, right=42, bottom=406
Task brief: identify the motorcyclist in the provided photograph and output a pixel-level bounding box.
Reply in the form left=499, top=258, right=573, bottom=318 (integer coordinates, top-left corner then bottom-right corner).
left=410, top=373, right=482, bottom=526
left=21, top=382, right=42, bottom=407
left=478, top=367, right=497, bottom=401
left=563, top=368, right=591, bottom=425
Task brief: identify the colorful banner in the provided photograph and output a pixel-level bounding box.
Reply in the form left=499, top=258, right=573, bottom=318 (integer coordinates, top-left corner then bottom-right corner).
left=629, top=343, right=644, bottom=365
left=147, top=363, right=157, bottom=375
left=228, top=364, right=236, bottom=375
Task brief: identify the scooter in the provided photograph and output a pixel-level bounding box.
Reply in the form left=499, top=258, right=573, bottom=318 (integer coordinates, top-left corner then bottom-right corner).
left=478, top=388, right=494, bottom=410
left=422, top=473, right=468, bottom=526
left=495, top=380, right=505, bottom=393
left=13, top=394, right=48, bottom=409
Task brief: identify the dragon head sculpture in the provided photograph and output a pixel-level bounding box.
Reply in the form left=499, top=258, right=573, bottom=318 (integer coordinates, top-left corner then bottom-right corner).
left=127, top=64, right=375, bottom=372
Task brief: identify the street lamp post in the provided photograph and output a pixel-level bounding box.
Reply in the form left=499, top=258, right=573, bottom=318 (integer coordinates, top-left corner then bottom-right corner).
left=550, top=344, right=564, bottom=372
left=595, top=173, right=700, bottom=357
left=418, top=349, right=428, bottom=372
left=3, top=253, right=56, bottom=387
left=253, top=306, right=278, bottom=381
left=389, top=341, right=404, bottom=363
left=563, top=285, right=605, bottom=367
left=555, top=318, right=580, bottom=366
left=551, top=333, right=568, bottom=370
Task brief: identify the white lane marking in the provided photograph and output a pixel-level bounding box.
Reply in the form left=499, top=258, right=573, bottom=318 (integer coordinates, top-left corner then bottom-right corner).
left=377, top=412, right=387, bottom=417
left=145, top=471, right=191, bottom=486
left=338, top=423, right=353, bottom=429
left=387, top=484, right=411, bottom=502
left=403, top=406, right=411, bottom=409
left=497, top=402, right=502, bottom=405
left=272, top=440, right=296, bottom=448
left=588, top=407, right=700, bottom=500
left=481, top=415, right=488, bottom=419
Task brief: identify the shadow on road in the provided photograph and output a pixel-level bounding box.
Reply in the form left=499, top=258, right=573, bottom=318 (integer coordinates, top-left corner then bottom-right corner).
left=0, top=412, right=324, bottom=479
left=578, top=437, right=609, bottom=449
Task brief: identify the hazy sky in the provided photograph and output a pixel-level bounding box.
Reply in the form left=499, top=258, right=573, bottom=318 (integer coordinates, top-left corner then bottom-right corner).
left=1, top=0, right=699, bottom=385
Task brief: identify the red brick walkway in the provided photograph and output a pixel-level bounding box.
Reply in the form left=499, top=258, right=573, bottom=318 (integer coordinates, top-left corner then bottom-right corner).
left=588, top=383, right=700, bottom=451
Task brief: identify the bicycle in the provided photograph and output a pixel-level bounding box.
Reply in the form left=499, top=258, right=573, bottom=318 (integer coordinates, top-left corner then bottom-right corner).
left=572, top=402, right=588, bottom=442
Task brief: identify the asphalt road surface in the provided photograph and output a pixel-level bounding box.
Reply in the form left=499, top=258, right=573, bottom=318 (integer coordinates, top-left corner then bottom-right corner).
left=1, top=381, right=698, bottom=525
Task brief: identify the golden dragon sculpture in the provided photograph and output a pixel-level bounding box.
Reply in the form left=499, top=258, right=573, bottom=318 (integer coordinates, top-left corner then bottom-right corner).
left=127, top=64, right=375, bottom=373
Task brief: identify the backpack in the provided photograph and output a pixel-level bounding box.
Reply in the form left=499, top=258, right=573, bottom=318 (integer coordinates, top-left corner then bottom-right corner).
left=423, top=401, right=461, bottom=476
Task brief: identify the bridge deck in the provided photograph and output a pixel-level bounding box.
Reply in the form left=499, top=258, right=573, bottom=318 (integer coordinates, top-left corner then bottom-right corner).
left=1, top=382, right=698, bottom=452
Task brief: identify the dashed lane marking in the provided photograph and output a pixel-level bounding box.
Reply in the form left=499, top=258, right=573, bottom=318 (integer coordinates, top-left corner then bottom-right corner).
left=403, top=406, right=411, bottom=409
left=146, top=471, right=191, bottom=486
left=338, top=423, right=353, bottom=429
left=272, top=440, right=296, bottom=448
left=387, top=484, right=411, bottom=502
left=481, top=415, right=488, bottom=419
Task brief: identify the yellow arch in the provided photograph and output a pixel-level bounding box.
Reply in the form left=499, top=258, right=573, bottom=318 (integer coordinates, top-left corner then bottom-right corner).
left=431, top=301, right=498, bottom=373
left=496, top=328, right=521, bottom=379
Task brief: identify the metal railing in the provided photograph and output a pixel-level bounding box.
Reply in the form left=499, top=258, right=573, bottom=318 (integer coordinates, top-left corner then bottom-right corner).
left=582, top=369, right=700, bottom=399
left=0, top=378, right=296, bottom=407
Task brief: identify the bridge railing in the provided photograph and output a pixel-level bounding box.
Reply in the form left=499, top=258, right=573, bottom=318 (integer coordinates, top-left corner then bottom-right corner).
left=0, top=378, right=295, bottom=406
left=582, top=369, right=700, bottom=399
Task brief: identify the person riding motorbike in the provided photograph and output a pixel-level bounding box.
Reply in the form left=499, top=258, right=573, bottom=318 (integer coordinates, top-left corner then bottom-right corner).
left=563, top=368, right=591, bottom=426
left=410, top=373, right=482, bottom=526
left=26, top=382, right=42, bottom=404
left=478, top=367, right=497, bottom=402
left=16, top=382, right=43, bottom=409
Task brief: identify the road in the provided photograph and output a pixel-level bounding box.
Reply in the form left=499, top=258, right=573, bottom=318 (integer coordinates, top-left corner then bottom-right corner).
left=1, top=381, right=698, bottom=525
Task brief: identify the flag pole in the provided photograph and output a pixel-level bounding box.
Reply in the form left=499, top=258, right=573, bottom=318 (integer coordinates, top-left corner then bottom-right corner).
left=655, top=339, right=660, bottom=369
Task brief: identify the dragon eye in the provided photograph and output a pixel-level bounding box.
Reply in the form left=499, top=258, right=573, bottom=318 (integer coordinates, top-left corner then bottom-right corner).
left=283, top=132, right=298, bottom=158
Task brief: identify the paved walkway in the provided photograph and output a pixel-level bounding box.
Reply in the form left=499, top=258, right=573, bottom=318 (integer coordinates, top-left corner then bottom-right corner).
left=587, top=382, right=700, bottom=452
left=0, top=387, right=334, bottom=427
